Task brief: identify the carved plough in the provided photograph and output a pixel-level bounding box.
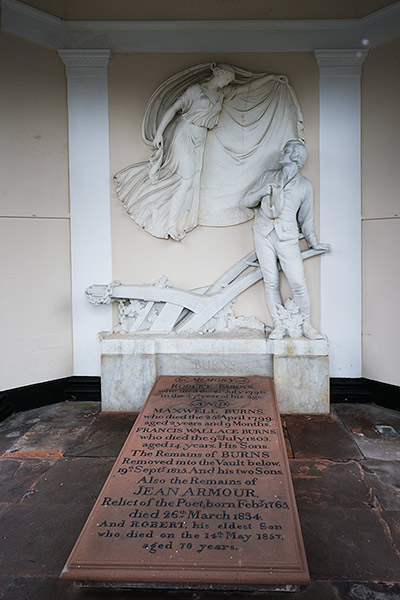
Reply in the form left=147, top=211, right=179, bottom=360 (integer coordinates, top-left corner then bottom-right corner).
left=85, top=248, right=323, bottom=334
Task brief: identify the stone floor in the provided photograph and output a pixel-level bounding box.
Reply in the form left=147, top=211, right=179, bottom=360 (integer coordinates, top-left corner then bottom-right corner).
left=0, top=401, right=399, bottom=600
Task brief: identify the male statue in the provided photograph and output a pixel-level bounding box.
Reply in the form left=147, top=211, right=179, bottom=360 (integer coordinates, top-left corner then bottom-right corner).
left=242, top=140, right=331, bottom=340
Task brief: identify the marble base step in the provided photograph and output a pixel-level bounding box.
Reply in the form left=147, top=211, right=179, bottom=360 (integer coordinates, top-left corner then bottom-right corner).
left=100, top=330, right=329, bottom=414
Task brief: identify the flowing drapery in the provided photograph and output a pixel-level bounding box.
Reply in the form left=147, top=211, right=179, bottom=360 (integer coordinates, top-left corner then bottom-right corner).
left=115, top=63, right=304, bottom=239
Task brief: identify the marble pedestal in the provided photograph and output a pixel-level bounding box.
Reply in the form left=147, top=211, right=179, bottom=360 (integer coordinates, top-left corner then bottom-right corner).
left=100, top=330, right=329, bottom=414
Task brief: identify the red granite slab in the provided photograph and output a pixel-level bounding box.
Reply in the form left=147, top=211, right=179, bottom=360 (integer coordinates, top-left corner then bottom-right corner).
left=60, top=376, right=309, bottom=589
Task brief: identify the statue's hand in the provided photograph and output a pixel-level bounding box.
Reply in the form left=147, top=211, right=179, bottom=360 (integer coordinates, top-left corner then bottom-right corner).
left=153, top=132, right=163, bottom=149
left=262, top=184, right=273, bottom=196
left=312, top=242, right=331, bottom=253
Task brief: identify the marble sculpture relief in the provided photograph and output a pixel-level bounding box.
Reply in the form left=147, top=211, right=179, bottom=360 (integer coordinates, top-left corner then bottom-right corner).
left=114, top=63, right=304, bottom=240
left=88, top=64, right=331, bottom=339
left=85, top=245, right=326, bottom=335
left=242, top=140, right=331, bottom=340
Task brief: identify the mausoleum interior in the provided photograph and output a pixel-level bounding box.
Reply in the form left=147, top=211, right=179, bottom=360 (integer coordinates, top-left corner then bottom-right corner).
left=0, top=0, right=399, bottom=598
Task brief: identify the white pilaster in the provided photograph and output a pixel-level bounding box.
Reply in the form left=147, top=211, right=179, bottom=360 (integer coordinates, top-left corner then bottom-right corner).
left=315, top=49, right=368, bottom=377
left=58, top=49, right=112, bottom=376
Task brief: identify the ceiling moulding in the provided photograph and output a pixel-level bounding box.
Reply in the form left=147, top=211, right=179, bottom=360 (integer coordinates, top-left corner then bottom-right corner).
left=314, top=49, right=369, bottom=77
left=1, top=0, right=66, bottom=47
left=2, top=0, right=400, bottom=53
left=57, top=49, right=112, bottom=77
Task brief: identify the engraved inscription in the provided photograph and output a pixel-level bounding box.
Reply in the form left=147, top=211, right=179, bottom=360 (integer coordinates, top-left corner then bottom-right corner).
left=61, top=376, right=309, bottom=587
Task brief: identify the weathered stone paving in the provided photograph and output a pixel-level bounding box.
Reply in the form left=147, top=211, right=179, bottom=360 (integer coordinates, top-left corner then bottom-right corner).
left=0, top=397, right=399, bottom=598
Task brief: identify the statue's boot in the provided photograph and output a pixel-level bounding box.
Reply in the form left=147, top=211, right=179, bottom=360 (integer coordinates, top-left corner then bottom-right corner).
left=303, top=321, right=324, bottom=340
left=269, top=323, right=285, bottom=340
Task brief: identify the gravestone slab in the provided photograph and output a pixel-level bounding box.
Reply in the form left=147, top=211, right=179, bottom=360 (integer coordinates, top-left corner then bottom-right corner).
left=60, top=376, right=309, bottom=589
left=100, top=332, right=329, bottom=414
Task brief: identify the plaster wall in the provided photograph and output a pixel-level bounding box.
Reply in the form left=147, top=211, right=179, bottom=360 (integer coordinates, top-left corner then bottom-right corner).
left=362, top=38, right=400, bottom=386
left=0, top=33, right=73, bottom=390
left=109, top=53, right=321, bottom=331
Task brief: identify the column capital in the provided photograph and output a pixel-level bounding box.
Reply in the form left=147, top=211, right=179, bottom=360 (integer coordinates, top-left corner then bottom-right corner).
left=314, top=49, right=368, bottom=77
left=57, top=49, right=112, bottom=77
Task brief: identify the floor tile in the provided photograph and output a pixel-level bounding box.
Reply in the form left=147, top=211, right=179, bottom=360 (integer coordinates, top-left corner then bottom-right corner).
left=1, top=580, right=400, bottom=600
left=0, top=577, right=60, bottom=600
left=1, top=403, right=99, bottom=458
left=290, top=459, right=373, bottom=509
left=335, top=583, right=400, bottom=599
left=0, top=407, right=58, bottom=456
left=380, top=510, right=400, bottom=555
left=0, top=457, right=55, bottom=503
left=0, top=503, right=92, bottom=577
left=21, top=457, right=114, bottom=506
left=65, top=412, right=138, bottom=458
left=333, top=404, right=400, bottom=460
left=298, top=507, right=400, bottom=581
left=283, top=414, right=363, bottom=460
left=281, top=417, right=294, bottom=458
left=0, top=579, right=348, bottom=600
left=1, top=401, right=400, bottom=597
left=361, top=460, right=400, bottom=510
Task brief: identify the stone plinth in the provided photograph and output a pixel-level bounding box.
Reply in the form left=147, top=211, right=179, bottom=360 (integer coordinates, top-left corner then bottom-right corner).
left=268, top=338, right=330, bottom=414
left=100, top=331, right=329, bottom=414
